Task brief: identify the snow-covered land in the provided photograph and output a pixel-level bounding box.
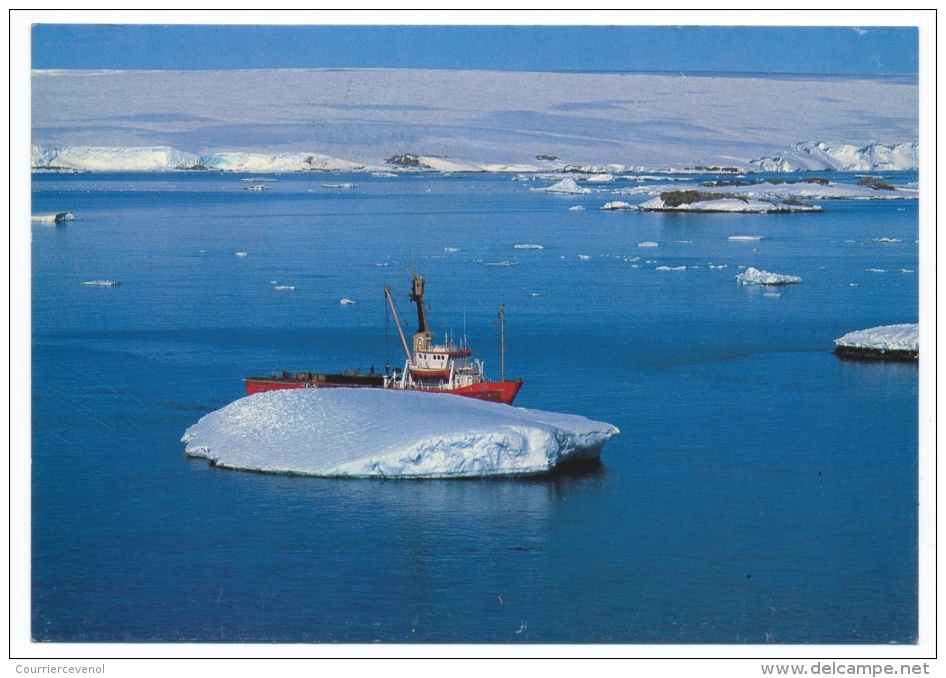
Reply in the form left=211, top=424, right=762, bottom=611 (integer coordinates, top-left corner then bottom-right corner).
left=833, top=323, right=918, bottom=358
left=614, top=180, right=916, bottom=201
left=31, top=141, right=919, bottom=177
left=640, top=196, right=822, bottom=213
left=751, top=142, right=918, bottom=172
left=31, top=146, right=363, bottom=173
left=182, top=389, right=619, bottom=478
left=736, top=267, right=801, bottom=285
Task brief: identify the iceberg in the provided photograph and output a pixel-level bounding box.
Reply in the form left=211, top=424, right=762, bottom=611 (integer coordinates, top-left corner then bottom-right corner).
left=601, top=201, right=635, bottom=211
left=31, top=212, right=74, bottom=223
left=538, top=178, right=591, bottom=194
left=736, top=267, right=801, bottom=285
left=182, top=389, right=619, bottom=478
left=833, top=323, right=918, bottom=360
left=640, top=195, right=821, bottom=213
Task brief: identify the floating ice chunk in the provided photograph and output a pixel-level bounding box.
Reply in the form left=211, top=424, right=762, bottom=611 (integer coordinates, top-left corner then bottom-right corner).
left=81, top=280, right=119, bottom=286
left=374, top=263, right=388, bottom=267
left=340, top=298, right=357, bottom=305
left=539, top=178, right=591, bottom=194
left=514, top=244, right=544, bottom=250
left=32, top=212, right=74, bottom=223
left=578, top=254, right=591, bottom=260
left=584, top=173, right=614, bottom=183
left=322, top=183, right=357, bottom=188
left=872, top=237, right=901, bottom=243
left=568, top=205, right=585, bottom=211
left=601, top=201, right=634, bottom=211
left=371, top=172, right=397, bottom=177
left=656, top=266, right=686, bottom=271
left=834, top=323, right=918, bottom=358
left=709, top=264, right=728, bottom=270
left=728, top=236, right=763, bottom=241
left=444, top=247, right=461, bottom=253
left=735, top=267, right=801, bottom=285
left=483, top=261, right=520, bottom=266
left=763, top=292, right=781, bottom=298
left=638, top=242, right=659, bottom=248
left=182, top=389, right=619, bottom=478
left=235, top=252, right=248, bottom=257
left=866, top=268, right=887, bottom=273
left=901, top=269, right=914, bottom=273
left=275, top=286, right=295, bottom=291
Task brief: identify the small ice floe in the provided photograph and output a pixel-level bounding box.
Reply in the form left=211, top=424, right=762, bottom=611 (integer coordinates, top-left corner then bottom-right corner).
left=709, top=264, right=728, bottom=270
left=340, top=298, right=357, bottom=305
left=844, top=239, right=856, bottom=244
left=676, top=240, right=693, bottom=244
left=529, top=292, right=541, bottom=297
left=578, top=254, right=591, bottom=260
left=638, top=242, right=659, bottom=248
left=374, top=263, right=388, bottom=267
left=849, top=283, right=860, bottom=287
left=322, top=183, right=357, bottom=188
left=274, top=285, right=295, bottom=291
left=235, top=252, right=248, bottom=257
left=81, top=280, right=120, bottom=287
left=182, top=388, right=619, bottom=478
left=243, top=184, right=268, bottom=191
left=833, top=323, right=918, bottom=361
left=483, top=261, right=520, bottom=266
left=514, top=244, right=544, bottom=250
left=873, top=238, right=901, bottom=243
left=568, top=205, right=585, bottom=211
left=728, top=235, right=763, bottom=241
left=600, top=201, right=634, bottom=211
left=371, top=172, right=398, bottom=178
left=584, top=173, right=614, bottom=183
left=655, top=266, right=686, bottom=271
left=537, top=178, right=591, bottom=194
left=763, top=292, right=781, bottom=298
left=901, top=269, right=914, bottom=273
left=866, top=268, right=887, bottom=273
left=32, top=212, right=74, bottom=223
left=735, top=267, right=801, bottom=285
left=270, top=280, right=278, bottom=284
left=444, top=247, right=461, bottom=253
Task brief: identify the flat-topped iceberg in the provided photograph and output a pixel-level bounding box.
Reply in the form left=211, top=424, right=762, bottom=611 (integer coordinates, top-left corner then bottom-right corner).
left=182, top=389, right=619, bottom=478
left=736, top=267, right=801, bottom=285
left=833, top=323, right=918, bottom=360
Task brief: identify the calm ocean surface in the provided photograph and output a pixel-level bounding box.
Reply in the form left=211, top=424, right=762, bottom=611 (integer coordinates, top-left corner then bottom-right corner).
left=31, top=171, right=918, bottom=643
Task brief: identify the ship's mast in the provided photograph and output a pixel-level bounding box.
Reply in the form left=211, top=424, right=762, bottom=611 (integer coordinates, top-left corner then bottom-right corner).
left=499, top=303, right=506, bottom=382
left=384, top=285, right=412, bottom=361
left=410, top=273, right=429, bottom=335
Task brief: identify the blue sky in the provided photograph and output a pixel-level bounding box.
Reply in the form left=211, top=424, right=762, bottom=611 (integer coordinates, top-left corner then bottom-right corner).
left=32, top=24, right=918, bottom=75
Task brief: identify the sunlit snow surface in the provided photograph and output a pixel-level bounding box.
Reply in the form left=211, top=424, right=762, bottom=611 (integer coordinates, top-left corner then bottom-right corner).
left=182, top=389, right=619, bottom=478
left=834, top=323, right=918, bottom=353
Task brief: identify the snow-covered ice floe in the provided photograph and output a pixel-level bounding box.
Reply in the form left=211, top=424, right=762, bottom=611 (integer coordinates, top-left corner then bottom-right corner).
left=81, top=280, right=120, bottom=287
left=833, top=323, right=918, bottom=361
left=601, top=201, right=635, bottom=211
left=340, top=298, right=357, bottom=305
left=728, top=235, right=763, bottom=241
left=514, top=244, right=544, bottom=250
left=182, top=389, right=619, bottom=478
left=735, top=267, right=801, bottom=285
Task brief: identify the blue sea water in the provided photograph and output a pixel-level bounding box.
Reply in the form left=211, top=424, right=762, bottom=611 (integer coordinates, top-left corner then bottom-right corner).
left=30, top=171, right=918, bottom=643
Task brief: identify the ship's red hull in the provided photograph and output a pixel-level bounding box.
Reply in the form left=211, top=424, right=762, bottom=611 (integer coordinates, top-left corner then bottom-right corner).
left=245, top=374, right=523, bottom=405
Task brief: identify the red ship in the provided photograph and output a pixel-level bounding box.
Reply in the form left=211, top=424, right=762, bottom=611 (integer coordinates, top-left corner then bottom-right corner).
left=245, top=274, right=523, bottom=405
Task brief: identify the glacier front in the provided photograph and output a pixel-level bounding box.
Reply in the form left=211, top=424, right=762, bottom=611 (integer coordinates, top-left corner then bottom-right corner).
left=182, top=389, right=619, bottom=478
